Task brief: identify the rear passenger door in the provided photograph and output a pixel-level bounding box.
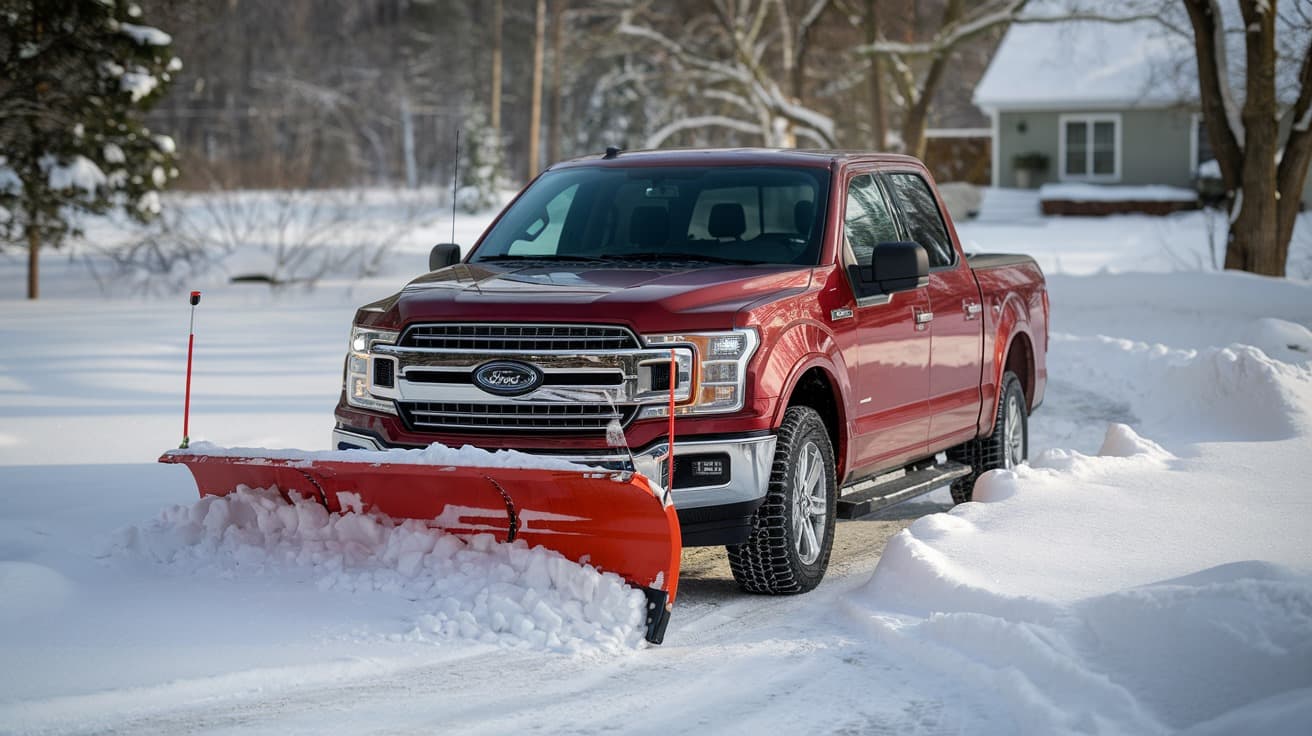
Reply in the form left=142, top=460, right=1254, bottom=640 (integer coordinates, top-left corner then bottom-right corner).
left=884, top=171, right=984, bottom=451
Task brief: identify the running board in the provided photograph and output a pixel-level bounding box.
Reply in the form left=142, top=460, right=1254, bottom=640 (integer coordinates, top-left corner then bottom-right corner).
left=836, top=461, right=972, bottom=519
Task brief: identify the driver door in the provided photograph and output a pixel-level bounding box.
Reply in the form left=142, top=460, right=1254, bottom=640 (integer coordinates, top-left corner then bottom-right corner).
left=843, top=172, right=931, bottom=474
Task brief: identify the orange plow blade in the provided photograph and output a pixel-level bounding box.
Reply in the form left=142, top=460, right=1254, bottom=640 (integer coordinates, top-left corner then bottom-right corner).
left=159, top=449, right=681, bottom=643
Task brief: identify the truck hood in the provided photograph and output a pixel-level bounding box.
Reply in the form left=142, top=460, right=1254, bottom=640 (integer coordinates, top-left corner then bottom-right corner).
left=373, top=262, right=813, bottom=332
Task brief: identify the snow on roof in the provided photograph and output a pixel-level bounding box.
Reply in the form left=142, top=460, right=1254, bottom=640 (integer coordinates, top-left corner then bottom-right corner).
left=976, top=3, right=1307, bottom=112
left=973, top=18, right=1195, bottom=111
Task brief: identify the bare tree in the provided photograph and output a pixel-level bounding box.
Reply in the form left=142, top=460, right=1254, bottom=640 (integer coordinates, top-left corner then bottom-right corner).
left=1185, top=0, right=1312, bottom=277
left=491, top=0, right=504, bottom=136
left=863, top=0, right=888, bottom=149
left=618, top=0, right=838, bottom=148
left=528, top=0, right=546, bottom=178
left=548, top=0, right=568, bottom=165
left=857, top=0, right=1029, bottom=158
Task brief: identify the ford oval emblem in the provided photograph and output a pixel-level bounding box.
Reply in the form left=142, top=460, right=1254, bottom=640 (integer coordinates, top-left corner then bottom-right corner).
left=472, top=361, right=543, bottom=397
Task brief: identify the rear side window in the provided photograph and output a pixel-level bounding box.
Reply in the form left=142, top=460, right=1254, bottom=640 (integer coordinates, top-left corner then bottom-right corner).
left=887, top=173, right=955, bottom=268
left=843, top=174, right=899, bottom=266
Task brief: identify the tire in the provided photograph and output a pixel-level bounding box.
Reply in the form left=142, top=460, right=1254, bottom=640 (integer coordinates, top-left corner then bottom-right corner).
left=727, top=405, right=838, bottom=594
left=946, top=371, right=1028, bottom=504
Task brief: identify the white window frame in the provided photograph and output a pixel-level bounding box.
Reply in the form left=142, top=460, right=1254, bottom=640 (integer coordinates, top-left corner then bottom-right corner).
left=1058, top=113, right=1122, bottom=182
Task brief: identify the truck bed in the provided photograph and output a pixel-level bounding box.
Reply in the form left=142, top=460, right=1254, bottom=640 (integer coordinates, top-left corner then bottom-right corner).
left=966, top=252, right=1038, bottom=270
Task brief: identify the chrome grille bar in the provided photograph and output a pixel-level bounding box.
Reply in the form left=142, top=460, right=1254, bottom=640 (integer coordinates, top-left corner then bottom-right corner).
left=400, top=323, right=639, bottom=351
left=399, top=402, right=636, bottom=432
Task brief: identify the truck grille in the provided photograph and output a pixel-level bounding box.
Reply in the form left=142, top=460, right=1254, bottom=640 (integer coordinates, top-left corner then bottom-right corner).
left=399, top=324, right=639, bottom=352
left=398, top=401, right=638, bottom=433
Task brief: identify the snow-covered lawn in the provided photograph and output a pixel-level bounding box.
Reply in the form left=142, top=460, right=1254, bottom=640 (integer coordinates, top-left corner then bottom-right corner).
left=1, top=195, right=1310, bottom=734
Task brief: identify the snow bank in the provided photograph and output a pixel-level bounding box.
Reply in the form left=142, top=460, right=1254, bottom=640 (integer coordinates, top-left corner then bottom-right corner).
left=106, top=487, right=648, bottom=653
left=853, top=327, right=1312, bottom=733
left=1052, top=337, right=1312, bottom=442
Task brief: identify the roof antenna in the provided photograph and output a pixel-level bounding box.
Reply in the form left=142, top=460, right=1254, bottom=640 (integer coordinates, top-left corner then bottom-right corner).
left=603, top=146, right=622, bottom=160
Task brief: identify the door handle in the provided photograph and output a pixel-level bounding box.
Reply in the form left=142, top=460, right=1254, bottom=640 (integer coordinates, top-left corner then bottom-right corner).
left=964, top=301, right=982, bottom=319
left=914, top=309, right=934, bottom=325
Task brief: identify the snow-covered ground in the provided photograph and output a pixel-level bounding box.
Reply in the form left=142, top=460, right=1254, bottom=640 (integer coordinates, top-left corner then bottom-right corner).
left=1, top=192, right=1310, bottom=734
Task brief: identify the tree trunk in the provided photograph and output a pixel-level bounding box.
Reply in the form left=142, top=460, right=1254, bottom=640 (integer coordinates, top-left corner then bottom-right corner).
left=900, top=0, right=959, bottom=160
left=528, top=0, right=545, bottom=179
left=27, top=224, right=39, bottom=301
left=1224, top=0, right=1282, bottom=276
left=864, top=0, right=887, bottom=149
left=1275, top=36, right=1312, bottom=269
left=490, top=0, right=503, bottom=135
left=548, top=0, right=567, bottom=165
left=901, top=54, right=947, bottom=160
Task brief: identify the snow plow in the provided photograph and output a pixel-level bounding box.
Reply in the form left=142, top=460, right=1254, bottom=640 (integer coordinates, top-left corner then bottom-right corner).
left=161, top=291, right=681, bottom=644
left=159, top=448, right=681, bottom=644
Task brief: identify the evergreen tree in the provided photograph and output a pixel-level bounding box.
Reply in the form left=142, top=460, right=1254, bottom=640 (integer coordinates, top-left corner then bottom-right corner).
left=456, top=106, right=506, bottom=214
left=1, top=0, right=180, bottom=299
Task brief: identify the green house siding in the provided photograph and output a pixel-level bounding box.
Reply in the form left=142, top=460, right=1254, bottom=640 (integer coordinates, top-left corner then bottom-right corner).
left=997, top=108, right=1196, bottom=189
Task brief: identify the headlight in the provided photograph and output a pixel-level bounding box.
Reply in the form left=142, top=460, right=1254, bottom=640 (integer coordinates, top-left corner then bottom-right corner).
left=640, top=328, right=759, bottom=416
left=344, top=325, right=400, bottom=414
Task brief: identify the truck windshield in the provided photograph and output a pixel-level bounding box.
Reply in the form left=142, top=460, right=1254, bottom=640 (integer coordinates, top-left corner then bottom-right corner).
left=470, top=165, right=830, bottom=266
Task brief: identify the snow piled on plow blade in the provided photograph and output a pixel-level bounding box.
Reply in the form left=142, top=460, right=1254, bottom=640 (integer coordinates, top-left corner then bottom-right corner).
left=105, top=487, right=649, bottom=652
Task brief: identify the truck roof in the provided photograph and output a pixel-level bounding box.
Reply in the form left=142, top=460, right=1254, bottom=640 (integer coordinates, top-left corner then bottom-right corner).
left=549, top=147, right=924, bottom=171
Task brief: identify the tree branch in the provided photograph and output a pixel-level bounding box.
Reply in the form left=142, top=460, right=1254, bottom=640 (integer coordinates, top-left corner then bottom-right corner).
left=643, top=115, right=765, bottom=148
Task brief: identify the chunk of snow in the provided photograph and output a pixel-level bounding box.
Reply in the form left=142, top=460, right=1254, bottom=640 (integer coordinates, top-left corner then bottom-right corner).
left=119, top=22, right=171, bottom=46
left=120, top=68, right=158, bottom=101
left=136, top=190, right=161, bottom=214
left=103, top=143, right=125, bottom=164
left=1096, top=423, right=1173, bottom=460
left=152, top=133, right=175, bottom=154
left=1197, top=158, right=1221, bottom=179
left=42, top=154, right=106, bottom=193
left=0, top=159, right=20, bottom=194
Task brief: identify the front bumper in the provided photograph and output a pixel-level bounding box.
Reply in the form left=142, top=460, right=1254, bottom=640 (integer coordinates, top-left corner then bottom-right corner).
left=332, top=426, right=776, bottom=546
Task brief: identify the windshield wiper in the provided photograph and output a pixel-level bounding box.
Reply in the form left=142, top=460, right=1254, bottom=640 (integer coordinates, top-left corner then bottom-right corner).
left=601, top=252, right=757, bottom=265
left=476, top=254, right=608, bottom=263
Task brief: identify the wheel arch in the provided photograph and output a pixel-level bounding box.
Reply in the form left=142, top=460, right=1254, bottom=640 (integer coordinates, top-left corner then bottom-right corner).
left=772, top=359, right=848, bottom=481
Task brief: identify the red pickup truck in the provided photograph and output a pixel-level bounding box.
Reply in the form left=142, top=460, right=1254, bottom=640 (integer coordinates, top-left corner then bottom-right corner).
left=335, top=148, right=1048, bottom=594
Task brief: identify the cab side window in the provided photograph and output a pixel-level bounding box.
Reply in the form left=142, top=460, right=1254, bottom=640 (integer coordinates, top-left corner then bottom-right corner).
left=887, top=173, right=954, bottom=268
left=844, top=174, right=900, bottom=266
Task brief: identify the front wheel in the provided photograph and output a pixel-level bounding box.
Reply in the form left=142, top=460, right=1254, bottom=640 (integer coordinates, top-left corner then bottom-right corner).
left=728, top=406, right=837, bottom=594
left=947, top=370, right=1028, bottom=503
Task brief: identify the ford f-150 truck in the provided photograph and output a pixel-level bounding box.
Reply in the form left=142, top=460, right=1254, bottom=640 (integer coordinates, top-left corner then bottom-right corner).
left=334, top=148, right=1048, bottom=594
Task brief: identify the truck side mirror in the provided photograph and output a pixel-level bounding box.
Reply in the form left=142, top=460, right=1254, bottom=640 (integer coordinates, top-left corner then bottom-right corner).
left=429, top=243, right=461, bottom=271
left=870, top=241, right=927, bottom=293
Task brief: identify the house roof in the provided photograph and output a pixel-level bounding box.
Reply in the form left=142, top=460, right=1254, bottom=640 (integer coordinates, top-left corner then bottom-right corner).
left=974, top=3, right=1306, bottom=113
left=973, top=18, right=1194, bottom=112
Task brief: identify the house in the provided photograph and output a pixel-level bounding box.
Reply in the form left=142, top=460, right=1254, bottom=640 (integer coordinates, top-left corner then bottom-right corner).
left=974, top=15, right=1312, bottom=212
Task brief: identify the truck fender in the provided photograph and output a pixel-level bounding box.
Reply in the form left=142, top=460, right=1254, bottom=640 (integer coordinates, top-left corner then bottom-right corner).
left=981, top=293, right=1035, bottom=437
left=756, top=323, right=850, bottom=477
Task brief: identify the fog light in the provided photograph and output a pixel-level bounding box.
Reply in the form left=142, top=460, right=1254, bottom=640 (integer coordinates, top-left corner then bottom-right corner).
left=691, top=458, right=724, bottom=476
left=673, top=452, right=731, bottom=488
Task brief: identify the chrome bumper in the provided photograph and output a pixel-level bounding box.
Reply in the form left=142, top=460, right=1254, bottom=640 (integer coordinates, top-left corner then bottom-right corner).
left=331, top=428, right=775, bottom=511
